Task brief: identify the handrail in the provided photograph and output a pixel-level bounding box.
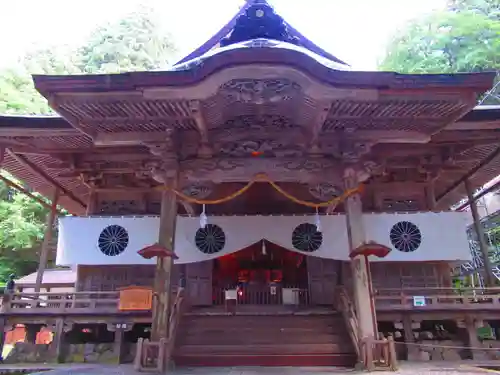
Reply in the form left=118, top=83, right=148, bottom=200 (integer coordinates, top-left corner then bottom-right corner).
left=166, top=287, right=184, bottom=367
left=360, top=335, right=398, bottom=371
left=134, top=287, right=185, bottom=372
left=334, top=287, right=360, bottom=358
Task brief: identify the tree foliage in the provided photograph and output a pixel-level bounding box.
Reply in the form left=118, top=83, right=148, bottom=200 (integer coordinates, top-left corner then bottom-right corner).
left=0, top=173, right=50, bottom=281
left=0, top=5, right=176, bottom=115
left=379, top=0, right=500, bottom=103
left=0, top=6, right=177, bottom=280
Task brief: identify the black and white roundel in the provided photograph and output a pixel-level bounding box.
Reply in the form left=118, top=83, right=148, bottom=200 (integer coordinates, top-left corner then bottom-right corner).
left=195, top=224, right=226, bottom=254
left=292, top=223, right=323, bottom=252
left=389, top=221, right=422, bottom=252
left=98, top=225, right=129, bottom=256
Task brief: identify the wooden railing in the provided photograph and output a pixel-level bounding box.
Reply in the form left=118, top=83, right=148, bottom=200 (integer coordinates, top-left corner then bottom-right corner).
left=134, top=287, right=185, bottom=373
left=212, top=285, right=310, bottom=306
left=336, top=287, right=398, bottom=371
left=335, top=287, right=360, bottom=358
left=1, top=291, right=121, bottom=313
left=1, top=289, right=174, bottom=315
left=360, top=335, right=398, bottom=371
left=374, top=287, right=500, bottom=311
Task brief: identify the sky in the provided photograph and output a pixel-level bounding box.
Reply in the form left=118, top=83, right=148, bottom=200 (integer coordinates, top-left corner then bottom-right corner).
left=0, top=0, right=446, bottom=70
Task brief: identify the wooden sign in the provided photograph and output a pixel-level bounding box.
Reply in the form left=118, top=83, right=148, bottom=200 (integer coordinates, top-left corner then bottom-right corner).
left=119, top=286, right=153, bottom=311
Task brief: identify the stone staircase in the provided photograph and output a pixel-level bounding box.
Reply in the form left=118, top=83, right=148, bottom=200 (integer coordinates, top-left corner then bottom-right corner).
left=173, top=313, right=357, bottom=367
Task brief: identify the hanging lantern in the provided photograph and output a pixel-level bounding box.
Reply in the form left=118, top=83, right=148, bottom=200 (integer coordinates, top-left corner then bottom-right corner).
left=199, top=204, right=207, bottom=228
left=314, top=207, right=322, bottom=232
left=261, top=240, right=267, bottom=255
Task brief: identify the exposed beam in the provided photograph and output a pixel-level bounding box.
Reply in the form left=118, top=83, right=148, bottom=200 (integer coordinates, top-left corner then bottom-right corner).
left=307, top=103, right=331, bottom=153
left=0, top=174, right=64, bottom=214
left=455, top=179, right=500, bottom=211
left=94, top=131, right=172, bottom=147
left=0, top=128, right=81, bottom=137
left=9, top=146, right=149, bottom=158
left=7, top=149, right=87, bottom=209
left=190, top=101, right=212, bottom=158
left=48, top=95, right=96, bottom=138
left=435, top=146, right=500, bottom=204
left=351, top=130, right=430, bottom=144
left=444, top=120, right=500, bottom=131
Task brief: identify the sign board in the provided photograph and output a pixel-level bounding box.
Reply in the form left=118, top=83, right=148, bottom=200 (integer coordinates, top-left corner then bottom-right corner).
left=478, top=327, right=496, bottom=340
left=413, top=296, right=426, bottom=307
left=270, top=286, right=277, bottom=295
left=119, top=286, right=153, bottom=311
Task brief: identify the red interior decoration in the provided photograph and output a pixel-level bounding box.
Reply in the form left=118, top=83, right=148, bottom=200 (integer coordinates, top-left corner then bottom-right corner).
left=349, top=241, right=391, bottom=259
left=137, top=243, right=179, bottom=259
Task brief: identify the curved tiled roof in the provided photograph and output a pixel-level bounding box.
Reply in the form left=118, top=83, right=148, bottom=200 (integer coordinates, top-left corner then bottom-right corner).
left=175, top=0, right=349, bottom=66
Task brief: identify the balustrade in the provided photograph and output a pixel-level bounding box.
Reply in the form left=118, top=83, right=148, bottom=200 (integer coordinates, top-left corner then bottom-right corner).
left=212, top=285, right=310, bottom=307
left=374, top=287, right=500, bottom=311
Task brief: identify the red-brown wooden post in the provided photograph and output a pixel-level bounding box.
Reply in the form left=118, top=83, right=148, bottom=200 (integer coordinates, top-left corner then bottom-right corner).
left=34, top=188, right=60, bottom=293
left=151, top=176, right=178, bottom=343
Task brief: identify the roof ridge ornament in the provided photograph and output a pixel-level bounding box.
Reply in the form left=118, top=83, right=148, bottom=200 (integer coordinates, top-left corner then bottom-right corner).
left=220, top=1, right=299, bottom=47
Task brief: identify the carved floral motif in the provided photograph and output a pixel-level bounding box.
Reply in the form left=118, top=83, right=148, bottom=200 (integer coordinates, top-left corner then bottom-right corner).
left=308, top=183, right=341, bottom=201
left=218, top=139, right=303, bottom=158
left=180, top=157, right=343, bottom=183
left=219, top=79, right=302, bottom=104
left=181, top=183, right=213, bottom=199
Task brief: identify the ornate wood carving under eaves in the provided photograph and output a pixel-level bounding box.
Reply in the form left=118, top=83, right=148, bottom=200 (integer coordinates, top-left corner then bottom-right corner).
left=308, top=183, right=341, bottom=201
left=218, top=79, right=302, bottom=105
left=218, top=139, right=303, bottom=158
left=181, top=183, right=214, bottom=200
left=180, top=157, right=344, bottom=183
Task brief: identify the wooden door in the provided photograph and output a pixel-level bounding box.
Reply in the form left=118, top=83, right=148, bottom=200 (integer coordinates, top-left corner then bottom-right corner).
left=186, top=260, right=213, bottom=306
left=307, top=257, right=340, bottom=305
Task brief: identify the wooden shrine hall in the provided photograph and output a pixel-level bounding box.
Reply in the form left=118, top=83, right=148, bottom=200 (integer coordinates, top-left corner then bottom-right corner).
left=1, top=0, right=500, bottom=370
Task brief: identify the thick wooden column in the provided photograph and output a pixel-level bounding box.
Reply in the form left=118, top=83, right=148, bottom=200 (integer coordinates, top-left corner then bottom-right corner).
left=465, top=179, right=495, bottom=287
left=86, top=188, right=97, bottom=215
left=344, top=168, right=377, bottom=340
left=34, top=188, right=60, bottom=293
left=0, top=317, right=6, bottom=361
left=151, top=177, right=178, bottom=341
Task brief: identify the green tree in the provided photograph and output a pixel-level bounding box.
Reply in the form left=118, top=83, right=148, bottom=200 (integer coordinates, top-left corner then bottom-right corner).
left=379, top=3, right=500, bottom=104
left=0, top=5, right=177, bottom=115
left=379, top=11, right=500, bottom=74
left=0, top=173, right=50, bottom=282
left=76, top=6, right=176, bottom=74
left=0, top=5, right=177, bottom=278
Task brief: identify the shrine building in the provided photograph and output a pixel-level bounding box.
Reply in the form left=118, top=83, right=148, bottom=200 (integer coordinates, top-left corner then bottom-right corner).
left=1, top=0, right=500, bottom=370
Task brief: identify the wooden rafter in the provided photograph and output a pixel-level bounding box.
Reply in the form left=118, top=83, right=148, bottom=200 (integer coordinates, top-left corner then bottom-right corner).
left=435, top=146, right=500, bottom=204
left=6, top=149, right=86, bottom=209
left=0, top=174, right=64, bottom=214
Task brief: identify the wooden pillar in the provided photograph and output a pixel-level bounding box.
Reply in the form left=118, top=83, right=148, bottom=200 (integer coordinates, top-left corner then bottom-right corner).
left=86, top=188, right=97, bottom=215
left=34, top=188, right=60, bottom=293
left=0, top=317, right=6, bottom=361
left=344, top=168, right=377, bottom=340
left=151, top=177, right=178, bottom=342
left=425, top=181, right=436, bottom=211
left=464, top=317, right=487, bottom=360
left=51, top=318, right=67, bottom=363
left=465, top=179, right=495, bottom=287
left=402, top=316, right=419, bottom=360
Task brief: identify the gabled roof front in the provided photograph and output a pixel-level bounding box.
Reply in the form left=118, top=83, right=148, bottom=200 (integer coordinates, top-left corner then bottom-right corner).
left=175, top=0, right=349, bottom=66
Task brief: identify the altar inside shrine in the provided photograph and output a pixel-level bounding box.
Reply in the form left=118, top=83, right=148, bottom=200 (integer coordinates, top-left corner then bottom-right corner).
left=212, top=240, right=310, bottom=305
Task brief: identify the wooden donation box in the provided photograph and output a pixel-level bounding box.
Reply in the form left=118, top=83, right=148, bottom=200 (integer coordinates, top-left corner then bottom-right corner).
left=119, top=286, right=153, bottom=311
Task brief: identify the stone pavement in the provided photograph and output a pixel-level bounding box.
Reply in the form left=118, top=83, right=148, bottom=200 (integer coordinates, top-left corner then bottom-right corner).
left=1, top=363, right=498, bottom=375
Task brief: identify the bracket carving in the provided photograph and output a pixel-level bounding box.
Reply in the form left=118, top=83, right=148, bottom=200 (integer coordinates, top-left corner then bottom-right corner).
left=180, top=157, right=343, bottom=183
